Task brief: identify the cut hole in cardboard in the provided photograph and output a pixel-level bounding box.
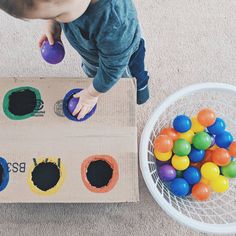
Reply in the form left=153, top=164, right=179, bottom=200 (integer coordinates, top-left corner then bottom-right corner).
left=3, top=87, right=42, bottom=120
left=63, top=88, right=97, bottom=122
left=81, top=155, right=119, bottom=193
left=28, top=158, right=65, bottom=196
left=0, top=157, right=10, bottom=192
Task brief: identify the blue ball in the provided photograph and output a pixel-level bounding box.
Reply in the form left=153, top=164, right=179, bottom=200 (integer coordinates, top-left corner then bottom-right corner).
left=173, top=115, right=192, bottom=133
left=170, top=178, right=190, bottom=197
left=215, top=131, right=233, bottom=148
left=207, top=118, right=226, bottom=135
left=183, top=167, right=201, bottom=185
left=189, top=147, right=205, bottom=163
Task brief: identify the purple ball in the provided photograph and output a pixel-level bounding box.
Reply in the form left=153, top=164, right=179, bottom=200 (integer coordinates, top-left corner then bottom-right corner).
left=68, top=97, right=79, bottom=114
left=207, top=132, right=215, bottom=147
left=159, top=164, right=176, bottom=182
left=41, top=40, right=65, bottom=64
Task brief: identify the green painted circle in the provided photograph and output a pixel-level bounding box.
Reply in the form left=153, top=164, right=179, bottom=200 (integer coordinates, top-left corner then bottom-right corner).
left=222, top=161, right=236, bottom=178
left=3, top=86, right=42, bottom=120
left=192, top=132, right=211, bottom=150
left=173, top=139, right=191, bottom=156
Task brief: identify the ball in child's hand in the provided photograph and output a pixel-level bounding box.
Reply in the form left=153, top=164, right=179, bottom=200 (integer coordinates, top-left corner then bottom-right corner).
left=41, top=40, right=65, bottom=64
left=68, top=97, right=79, bottom=115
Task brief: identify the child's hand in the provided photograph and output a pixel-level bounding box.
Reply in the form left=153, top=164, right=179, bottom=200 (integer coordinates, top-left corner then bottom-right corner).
left=72, top=84, right=101, bottom=120
left=38, top=20, right=62, bottom=47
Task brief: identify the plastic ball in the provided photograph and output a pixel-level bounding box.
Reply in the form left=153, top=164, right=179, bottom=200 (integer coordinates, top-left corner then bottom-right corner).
left=192, top=182, right=211, bottom=201
left=209, top=144, right=218, bottom=151
left=173, top=115, right=192, bottom=133
left=154, top=150, right=172, bottom=162
left=210, top=175, right=229, bottom=193
left=192, top=132, right=211, bottom=150
left=207, top=118, right=226, bottom=135
left=215, top=131, right=233, bottom=148
left=159, top=164, right=176, bottom=182
left=41, top=40, right=65, bottom=64
left=191, top=116, right=205, bottom=133
left=183, top=166, right=201, bottom=185
left=201, top=162, right=220, bottom=180
left=191, top=162, right=202, bottom=169
left=173, top=139, right=191, bottom=156
left=222, top=161, right=236, bottom=178
left=170, top=178, right=190, bottom=197
left=160, top=128, right=179, bottom=141
left=154, top=135, right=173, bottom=153
left=229, top=141, right=236, bottom=157
left=212, top=148, right=231, bottom=166
left=179, top=130, right=195, bottom=143
left=197, top=108, right=216, bottom=127
left=68, top=97, right=78, bottom=114
left=203, top=150, right=213, bottom=163
left=171, top=155, right=190, bottom=171
left=189, top=147, right=205, bottom=163
left=207, top=132, right=215, bottom=147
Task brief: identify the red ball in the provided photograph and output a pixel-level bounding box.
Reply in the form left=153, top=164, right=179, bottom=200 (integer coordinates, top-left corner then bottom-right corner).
left=212, top=148, right=231, bottom=166
left=192, top=182, right=211, bottom=201
left=154, top=135, right=173, bottom=153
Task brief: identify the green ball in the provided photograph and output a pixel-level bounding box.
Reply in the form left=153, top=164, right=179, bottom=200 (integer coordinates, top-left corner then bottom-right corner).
left=176, top=170, right=183, bottom=178
left=173, top=139, right=191, bottom=156
left=192, top=132, right=211, bottom=150
left=222, top=161, right=236, bottom=178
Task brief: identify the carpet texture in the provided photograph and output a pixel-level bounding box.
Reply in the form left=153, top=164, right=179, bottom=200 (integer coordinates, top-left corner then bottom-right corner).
left=0, top=0, right=236, bottom=235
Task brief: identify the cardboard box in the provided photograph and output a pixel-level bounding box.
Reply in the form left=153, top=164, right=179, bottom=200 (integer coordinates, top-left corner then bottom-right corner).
left=0, top=77, right=138, bottom=203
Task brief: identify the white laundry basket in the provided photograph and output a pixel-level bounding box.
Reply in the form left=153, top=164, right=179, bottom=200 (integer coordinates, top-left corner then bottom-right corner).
left=139, top=83, right=236, bottom=234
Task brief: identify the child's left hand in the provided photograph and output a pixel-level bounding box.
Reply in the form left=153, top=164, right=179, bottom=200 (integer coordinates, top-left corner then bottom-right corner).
left=72, top=84, right=101, bottom=120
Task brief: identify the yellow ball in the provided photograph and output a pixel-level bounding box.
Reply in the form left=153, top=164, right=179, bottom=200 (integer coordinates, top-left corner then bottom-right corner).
left=171, top=155, right=190, bottom=170
left=210, top=175, right=229, bottom=193
left=154, top=149, right=172, bottom=161
left=200, top=177, right=210, bottom=185
left=191, top=116, right=205, bottom=133
left=201, top=162, right=220, bottom=180
left=179, top=130, right=195, bottom=143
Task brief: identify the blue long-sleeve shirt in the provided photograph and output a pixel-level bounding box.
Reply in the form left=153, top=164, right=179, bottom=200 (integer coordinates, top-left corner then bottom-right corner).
left=61, top=0, right=141, bottom=93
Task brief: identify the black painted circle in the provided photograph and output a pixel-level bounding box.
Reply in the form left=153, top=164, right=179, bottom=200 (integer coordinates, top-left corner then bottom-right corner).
left=86, top=160, right=113, bottom=188
left=31, top=162, right=60, bottom=191
left=8, top=89, right=37, bottom=116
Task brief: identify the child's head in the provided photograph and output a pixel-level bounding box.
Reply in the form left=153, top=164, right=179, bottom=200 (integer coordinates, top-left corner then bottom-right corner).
left=0, top=0, right=91, bottom=22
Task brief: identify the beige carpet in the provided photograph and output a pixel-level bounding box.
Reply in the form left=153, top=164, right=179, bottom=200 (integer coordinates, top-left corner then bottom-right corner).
left=0, top=0, right=236, bottom=235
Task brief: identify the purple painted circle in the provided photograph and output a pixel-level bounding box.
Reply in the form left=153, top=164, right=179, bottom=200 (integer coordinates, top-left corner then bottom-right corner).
left=159, top=164, right=176, bottom=182
left=41, top=40, right=65, bottom=64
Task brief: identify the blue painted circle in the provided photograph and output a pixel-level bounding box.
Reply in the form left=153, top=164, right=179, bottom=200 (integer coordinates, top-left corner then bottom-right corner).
left=63, top=88, right=97, bottom=122
left=173, top=115, right=192, bottom=133
left=215, top=131, right=233, bottom=148
left=183, top=166, right=201, bottom=185
left=189, top=147, right=205, bottom=163
left=170, top=178, right=190, bottom=197
left=207, top=118, right=226, bottom=135
left=0, top=157, right=9, bottom=192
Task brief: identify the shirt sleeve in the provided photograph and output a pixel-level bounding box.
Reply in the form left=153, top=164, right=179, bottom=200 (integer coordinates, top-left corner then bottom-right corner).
left=93, top=5, right=140, bottom=93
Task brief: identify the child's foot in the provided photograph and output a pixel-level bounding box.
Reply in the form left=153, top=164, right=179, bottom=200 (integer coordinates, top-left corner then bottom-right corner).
left=137, top=84, right=149, bottom=105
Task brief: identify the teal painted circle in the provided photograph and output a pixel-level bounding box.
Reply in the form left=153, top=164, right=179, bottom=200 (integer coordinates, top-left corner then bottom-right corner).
left=3, top=87, right=42, bottom=120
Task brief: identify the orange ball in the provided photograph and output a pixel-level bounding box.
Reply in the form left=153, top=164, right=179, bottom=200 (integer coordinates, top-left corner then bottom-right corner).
left=197, top=108, right=216, bottom=127
left=192, top=182, right=211, bottom=201
left=160, top=128, right=179, bottom=141
left=212, top=148, right=231, bottom=166
left=191, top=162, right=202, bottom=169
left=153, top=135, right=173, bottom=153
left=203, top=150, right=213, bottom=163
left=229, top=141, right=236, bottom=157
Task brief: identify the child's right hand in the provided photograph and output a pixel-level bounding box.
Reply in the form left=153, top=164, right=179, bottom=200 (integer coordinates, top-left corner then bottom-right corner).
left=38, top=20, right=62, bottom=47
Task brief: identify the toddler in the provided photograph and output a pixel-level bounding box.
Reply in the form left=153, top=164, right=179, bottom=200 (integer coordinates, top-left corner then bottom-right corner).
left=0, top=0, right=150, bottom=119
